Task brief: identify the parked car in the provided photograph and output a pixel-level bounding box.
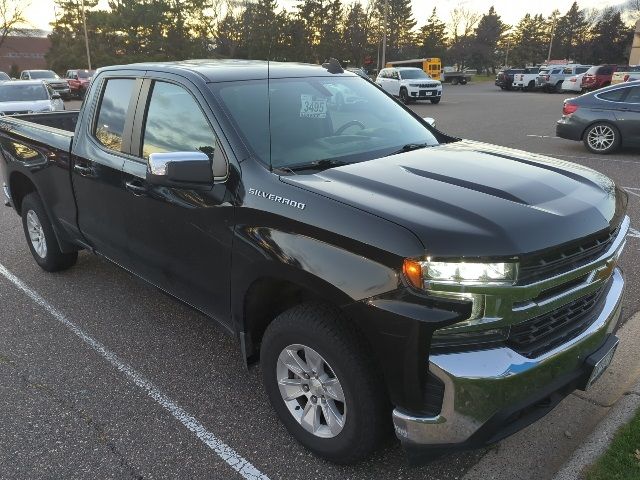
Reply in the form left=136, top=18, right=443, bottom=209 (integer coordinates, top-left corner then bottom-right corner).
left=375, top=66, right=442, bottom=104
left=512, top=67, right=542, bottom=91
left=538, top=65, right=591, bottom=93
left=0, top=60, right=629, bottom=464
left=611, top=66, right=640, bottom=85
left=561, top=72, right=587, bottom=93
left=556, top=81, right=640, bottom=154
left=0, top=80, right=64, bottom=115
left=64, top=69, right=95, bottom=99
left=495, top=68, right=524, bottom=90
left=581, top=65, right=625, bottom=91
left=19, top=70, right=71, bottom=99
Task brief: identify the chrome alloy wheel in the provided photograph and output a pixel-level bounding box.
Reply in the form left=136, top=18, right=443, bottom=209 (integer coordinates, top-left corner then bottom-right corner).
left=26, top=210, right=47, bottom=258
left=276, top=344, right=346, bottom=438
left=587, top=125, right=615, bottom=152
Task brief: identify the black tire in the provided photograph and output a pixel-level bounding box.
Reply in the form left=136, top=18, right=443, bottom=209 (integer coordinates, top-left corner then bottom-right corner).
left=527, top=80, right=535, bottom=92
left=555, top=81, right=564, bottom=93
left=582, top=122, right=621, bottom=155
left=430, top=97, right=441, bottom=104
left=399, top=88, right=410, bottom=104
left=261, top=303, right=390, bottom=464
left=451, top=77, right=459, bottom=85
left=460, top=78, right=467, bottom=85
left=500, top=86, right=506, bottom=90
left=21, top=193, right=78, bottom=272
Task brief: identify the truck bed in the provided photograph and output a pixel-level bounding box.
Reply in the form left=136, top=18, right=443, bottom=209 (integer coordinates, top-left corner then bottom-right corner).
left=11, top=110, right=79, bottom=133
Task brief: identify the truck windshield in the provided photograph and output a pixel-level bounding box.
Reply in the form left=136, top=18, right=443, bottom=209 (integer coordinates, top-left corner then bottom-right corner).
left=211, top=76, right=438, bottom=170
left=399, top=69, right=429, bottom=79
left=29, top=71, right=58, bottom=79
left=0, top=84, right=48, bottom=102
left=77, top=70, right=95, bottom=78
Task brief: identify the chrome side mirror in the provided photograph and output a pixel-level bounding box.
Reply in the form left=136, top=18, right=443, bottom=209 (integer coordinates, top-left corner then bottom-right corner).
left=423, top=117, right=436, bottom=128
left=147, top=151, right=213, bottom=188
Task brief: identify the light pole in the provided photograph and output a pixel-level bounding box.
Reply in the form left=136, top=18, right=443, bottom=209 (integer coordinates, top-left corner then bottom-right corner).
left=381, top=0, right=388, bottom=68
left=80, top=0, right=92, bottom=70
left=546, top=18, right=556, bottom=64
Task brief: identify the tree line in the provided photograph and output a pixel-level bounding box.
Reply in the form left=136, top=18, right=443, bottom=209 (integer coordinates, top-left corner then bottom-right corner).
left=45, top=0, right=638, bottom=74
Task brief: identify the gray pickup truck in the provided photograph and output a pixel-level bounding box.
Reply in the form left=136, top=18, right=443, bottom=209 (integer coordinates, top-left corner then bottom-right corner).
left=537, top=65, right=591, bottom=93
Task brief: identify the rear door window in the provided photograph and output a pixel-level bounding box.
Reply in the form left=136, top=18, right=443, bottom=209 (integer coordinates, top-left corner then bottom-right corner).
left=598, top=88, right=629, bottom=102
left=93, top=78, right=137, bottom=152
left=626, top=86, right=640, bottom=103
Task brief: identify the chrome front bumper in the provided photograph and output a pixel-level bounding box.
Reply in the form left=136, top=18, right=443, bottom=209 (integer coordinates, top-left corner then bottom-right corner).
left=393, top=217, right=630, bottom=450
left=2, top=182, right=10, bottom=207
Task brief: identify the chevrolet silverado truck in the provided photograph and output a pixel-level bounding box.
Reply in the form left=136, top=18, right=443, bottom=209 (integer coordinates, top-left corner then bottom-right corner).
left=0, top=60, right=629, bottom=464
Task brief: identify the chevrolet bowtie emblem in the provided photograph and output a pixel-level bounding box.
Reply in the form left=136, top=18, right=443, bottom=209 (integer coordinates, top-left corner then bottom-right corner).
left=594, top=259, right=617, bottom=282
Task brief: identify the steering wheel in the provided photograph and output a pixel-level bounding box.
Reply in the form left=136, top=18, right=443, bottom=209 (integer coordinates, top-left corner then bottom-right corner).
left=335, top=120, right=366, bottom=136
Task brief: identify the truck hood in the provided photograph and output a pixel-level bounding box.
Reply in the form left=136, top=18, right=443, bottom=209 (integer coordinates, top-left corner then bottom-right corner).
left=282, top=140, right=623, bottom=258
left=0, top=100, right=52, bottom=112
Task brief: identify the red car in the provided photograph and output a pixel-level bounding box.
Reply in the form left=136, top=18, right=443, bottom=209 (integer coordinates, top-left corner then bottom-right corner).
left=64, top=69, right=95, bottom=99
left=581, top=65, right=627, bottom=91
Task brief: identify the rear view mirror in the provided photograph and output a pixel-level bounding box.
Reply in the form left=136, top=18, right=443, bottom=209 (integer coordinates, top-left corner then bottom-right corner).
left=147, top=151, right=213, bottom=188
left=51, top=93, right=61, bottom=100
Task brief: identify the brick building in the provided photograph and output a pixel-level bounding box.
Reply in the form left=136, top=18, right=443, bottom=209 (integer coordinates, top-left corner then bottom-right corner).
left=0, top=30, right=51, bottom=76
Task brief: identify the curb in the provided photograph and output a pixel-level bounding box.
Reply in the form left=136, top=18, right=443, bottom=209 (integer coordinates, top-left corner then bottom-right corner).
left=552, top=378, right=640, bottom=480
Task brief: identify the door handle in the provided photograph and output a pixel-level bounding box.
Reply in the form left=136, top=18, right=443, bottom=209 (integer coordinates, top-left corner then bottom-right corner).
left=74, top=164, right=92, bottom=176
left=125, top=180, right=148, bottom=196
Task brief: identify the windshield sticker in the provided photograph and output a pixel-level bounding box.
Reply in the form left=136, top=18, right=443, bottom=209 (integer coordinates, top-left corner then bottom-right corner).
left=300, top=94, right=327, bottom=118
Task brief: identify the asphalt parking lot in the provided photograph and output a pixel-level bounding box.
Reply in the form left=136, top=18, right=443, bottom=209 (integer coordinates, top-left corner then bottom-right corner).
left=1, top=83, right=638, bottom=480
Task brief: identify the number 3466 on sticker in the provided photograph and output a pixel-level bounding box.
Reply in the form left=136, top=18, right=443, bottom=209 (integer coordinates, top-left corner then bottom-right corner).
left=300, top=94, right=327, bottom=118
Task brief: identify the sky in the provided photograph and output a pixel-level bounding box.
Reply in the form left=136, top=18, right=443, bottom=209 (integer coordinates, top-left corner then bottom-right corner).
left=23, top=0, right=630, bottom=31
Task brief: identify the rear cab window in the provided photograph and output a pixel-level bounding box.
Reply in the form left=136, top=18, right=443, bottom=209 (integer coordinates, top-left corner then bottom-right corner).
left=93, top=78, right=136, bottom=152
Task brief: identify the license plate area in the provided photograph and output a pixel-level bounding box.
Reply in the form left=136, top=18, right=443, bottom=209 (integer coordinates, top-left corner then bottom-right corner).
left=583, top=336, right=619, bottom=390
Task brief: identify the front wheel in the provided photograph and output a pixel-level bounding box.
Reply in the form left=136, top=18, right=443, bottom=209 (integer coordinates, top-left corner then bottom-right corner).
left=21, top=193, right=78, bottom=272
left=583, top=123, right=621, bottom=154
left=261, top=303, right=389, bottom=464
left=431, top=97, right=441, bottom=104
left=399, top=88, right=410, bottom=104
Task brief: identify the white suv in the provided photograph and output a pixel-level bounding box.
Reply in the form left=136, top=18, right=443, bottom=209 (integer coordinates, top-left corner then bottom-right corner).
left=375, top=67, right=442, bottom=104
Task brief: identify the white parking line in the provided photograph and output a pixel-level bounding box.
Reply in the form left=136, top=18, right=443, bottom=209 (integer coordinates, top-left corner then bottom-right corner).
left=629, top=228, right=640, bottom=239
left=0, top=263, right=269, bottom=480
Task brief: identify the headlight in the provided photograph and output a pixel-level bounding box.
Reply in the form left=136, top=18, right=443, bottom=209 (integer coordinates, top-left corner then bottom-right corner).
left=403, top=258, right=518, bottom=289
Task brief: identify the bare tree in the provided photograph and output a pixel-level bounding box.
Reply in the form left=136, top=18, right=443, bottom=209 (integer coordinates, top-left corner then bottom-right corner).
left=627, top=0, right=640, bottom=22
left=0, top=0, right=28, bottom=50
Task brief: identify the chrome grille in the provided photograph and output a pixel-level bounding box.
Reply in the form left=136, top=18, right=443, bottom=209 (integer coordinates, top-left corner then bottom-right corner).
left=507, top=279, right=610, bottom=358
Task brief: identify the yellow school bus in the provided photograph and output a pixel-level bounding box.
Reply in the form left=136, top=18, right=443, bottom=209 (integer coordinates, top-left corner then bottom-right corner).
left=385, top=58, right=442, bottom=80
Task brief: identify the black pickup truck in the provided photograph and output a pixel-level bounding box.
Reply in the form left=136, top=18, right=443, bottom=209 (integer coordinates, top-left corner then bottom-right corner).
left=0, top=60, right=629, bottom=464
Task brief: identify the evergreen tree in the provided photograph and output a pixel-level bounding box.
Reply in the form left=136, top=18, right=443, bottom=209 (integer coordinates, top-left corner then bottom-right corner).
left=586, top=7, right=634, bottom=64
left=553, top=2, right=590, bottom=61
left=472, top=6, right=508, bottom=73
left=343, top=2, right=372, bottom=66
left=417, top=7, right=447, bottom=60
left=509, top=14, right=548, bottom=67
left=375, top=0, right=416, bottom=60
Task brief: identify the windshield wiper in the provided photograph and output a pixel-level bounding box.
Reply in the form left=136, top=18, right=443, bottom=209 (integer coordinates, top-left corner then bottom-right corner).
left=386, top=143, right=430, bottom=157
left=286, top=159, right=349, bottom=172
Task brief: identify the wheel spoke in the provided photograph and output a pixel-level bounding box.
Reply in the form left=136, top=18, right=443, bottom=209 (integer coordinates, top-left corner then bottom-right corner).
left=303, top=346, right=323, bottom=375
left=300, top=401, right=321, bottom=434
left=281, top=348, right=309, bottom=377
left=278, top=378, right=305, bottom=401
left=321, top=400, right=344, bottom=435
left=322, top=377, right=344, bottom=402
